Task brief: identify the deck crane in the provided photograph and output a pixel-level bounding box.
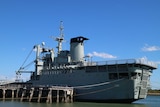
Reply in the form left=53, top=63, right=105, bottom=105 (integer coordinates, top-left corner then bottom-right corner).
left=15, top=48, right=35, bottom=82
left=15, top=42, right=54, bottom=82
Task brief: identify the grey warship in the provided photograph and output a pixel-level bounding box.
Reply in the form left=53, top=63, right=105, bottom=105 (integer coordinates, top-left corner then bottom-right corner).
left=17, top=22, right=158, bottom=103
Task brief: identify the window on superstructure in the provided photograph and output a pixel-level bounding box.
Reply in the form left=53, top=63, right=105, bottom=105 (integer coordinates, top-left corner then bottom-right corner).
left=109, top=73, right=118, bottom=80
left=118, top=64, right=128, bottom=72
left=108, top=65, right=116, bottom=72
left=119, top=73, right=129, bottom=79
left=131, top=73, right=137, bottom=79
left=134, top=64, right=140, bottom=68
left=148, top=69, right=152, bottom=73
left=98, top=66, right=107, bottom=72
left=78, top=67, right=85, bottom=70
left=86, top=66, right=97, bottom=72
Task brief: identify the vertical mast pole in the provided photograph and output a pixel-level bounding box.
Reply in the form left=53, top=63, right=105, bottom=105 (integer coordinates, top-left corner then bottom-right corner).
left=57, top=21, right=64, bottom=54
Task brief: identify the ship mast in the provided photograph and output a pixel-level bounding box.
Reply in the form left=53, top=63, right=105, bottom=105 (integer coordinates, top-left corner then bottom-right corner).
left=56, top=21, right=64, bottom=54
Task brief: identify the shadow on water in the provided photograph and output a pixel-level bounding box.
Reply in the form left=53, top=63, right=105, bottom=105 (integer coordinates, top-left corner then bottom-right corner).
left=0, top=96, right=160, bottom=107
left=0, top=101, right=148, bottom=107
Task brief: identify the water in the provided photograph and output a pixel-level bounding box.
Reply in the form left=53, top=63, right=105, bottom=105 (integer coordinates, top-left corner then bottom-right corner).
left=133, top=95, right=160, bottom=107
left=0, top=96, right=159, bottom=107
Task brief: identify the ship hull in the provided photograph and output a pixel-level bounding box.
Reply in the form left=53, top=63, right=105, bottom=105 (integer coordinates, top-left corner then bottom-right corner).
left=74, top=78, right=136, bottom=103
left=29, top=70, right=139, bottom=103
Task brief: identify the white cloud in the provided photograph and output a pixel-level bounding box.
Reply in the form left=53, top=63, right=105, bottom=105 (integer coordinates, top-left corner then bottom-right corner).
left=140, top=56, right=160, bottom=65
left=142, top=44, right=160, bottom=52
left=155, top=61, right=160, bottom=65
left=0, top=75, right=6, bottom=80
left=87, top=51, right=117, bottom=59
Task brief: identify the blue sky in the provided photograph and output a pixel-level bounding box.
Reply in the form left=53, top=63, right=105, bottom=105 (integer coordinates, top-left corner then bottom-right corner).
left=0, top=0, right=160, bottom=88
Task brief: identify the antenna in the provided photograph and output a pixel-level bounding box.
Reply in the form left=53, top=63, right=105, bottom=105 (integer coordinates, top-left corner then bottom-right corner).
left=56, top=21, right=64, bottom=54
left=59, top=21, right=64, bottom=38
left=50, top=21, right=65, bottom=54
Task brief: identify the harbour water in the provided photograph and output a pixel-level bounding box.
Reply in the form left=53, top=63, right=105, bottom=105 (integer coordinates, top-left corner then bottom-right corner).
left=0, top=95, right=159, bottom=107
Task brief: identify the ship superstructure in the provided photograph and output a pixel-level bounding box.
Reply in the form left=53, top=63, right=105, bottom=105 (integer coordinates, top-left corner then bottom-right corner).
left=17, top=22, right=158, bottom=103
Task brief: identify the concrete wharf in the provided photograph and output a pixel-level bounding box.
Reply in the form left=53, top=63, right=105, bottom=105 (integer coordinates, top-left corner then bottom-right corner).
left=0, top=82, right=74, bottom=103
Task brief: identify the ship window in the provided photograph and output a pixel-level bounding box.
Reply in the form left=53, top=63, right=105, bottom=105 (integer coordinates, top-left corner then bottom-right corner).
left=131, top=73, right=137, bottom=79
left=134, top=64, right=140, bottom=67
left=119, top=73, right=129, bottom=79
left=86, top=66, right=97, bottom=72
left=149, top=70, right=153, bottom=73
left=98, top=66, right=106, bottom=72
left=109, top=73, right=118, bottom=80
left=118, top=64, right=128, bottom=72
left=108, top=65, right=116, bottom=72
left=78, top=67, right=85, bottom=70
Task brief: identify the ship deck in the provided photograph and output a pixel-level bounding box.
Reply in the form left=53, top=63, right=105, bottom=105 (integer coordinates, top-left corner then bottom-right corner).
left=82, top=58, right=157, bottom=69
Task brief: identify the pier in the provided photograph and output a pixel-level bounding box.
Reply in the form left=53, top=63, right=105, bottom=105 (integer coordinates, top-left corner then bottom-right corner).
left=0, top=83, right=74, bottom=103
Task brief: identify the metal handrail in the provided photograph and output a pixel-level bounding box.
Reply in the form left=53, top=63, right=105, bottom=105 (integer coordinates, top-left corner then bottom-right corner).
left=82, top=58, right=158, bottom=69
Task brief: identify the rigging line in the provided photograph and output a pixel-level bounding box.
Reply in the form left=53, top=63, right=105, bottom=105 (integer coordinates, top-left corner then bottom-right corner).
left=74, top=85, right=119, bottom=97
left=23, top=61, right=35, bottom=70
left=73, top=78, right=125, bottom=89
left=19, top=48, right=33, bottom=70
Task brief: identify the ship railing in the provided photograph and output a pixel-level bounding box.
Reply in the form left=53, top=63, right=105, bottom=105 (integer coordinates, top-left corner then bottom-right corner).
left=135, top=58, right=158, bottom=69
left=81, top=58, right=158, bottom=69
left=0, top=84, right=24, bottom=89
left=0, top=80, right=14, bottom=86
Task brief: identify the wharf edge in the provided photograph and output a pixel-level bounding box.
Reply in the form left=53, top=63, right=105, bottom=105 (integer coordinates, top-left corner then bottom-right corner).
left=0, top=83, right=74, bottom=103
